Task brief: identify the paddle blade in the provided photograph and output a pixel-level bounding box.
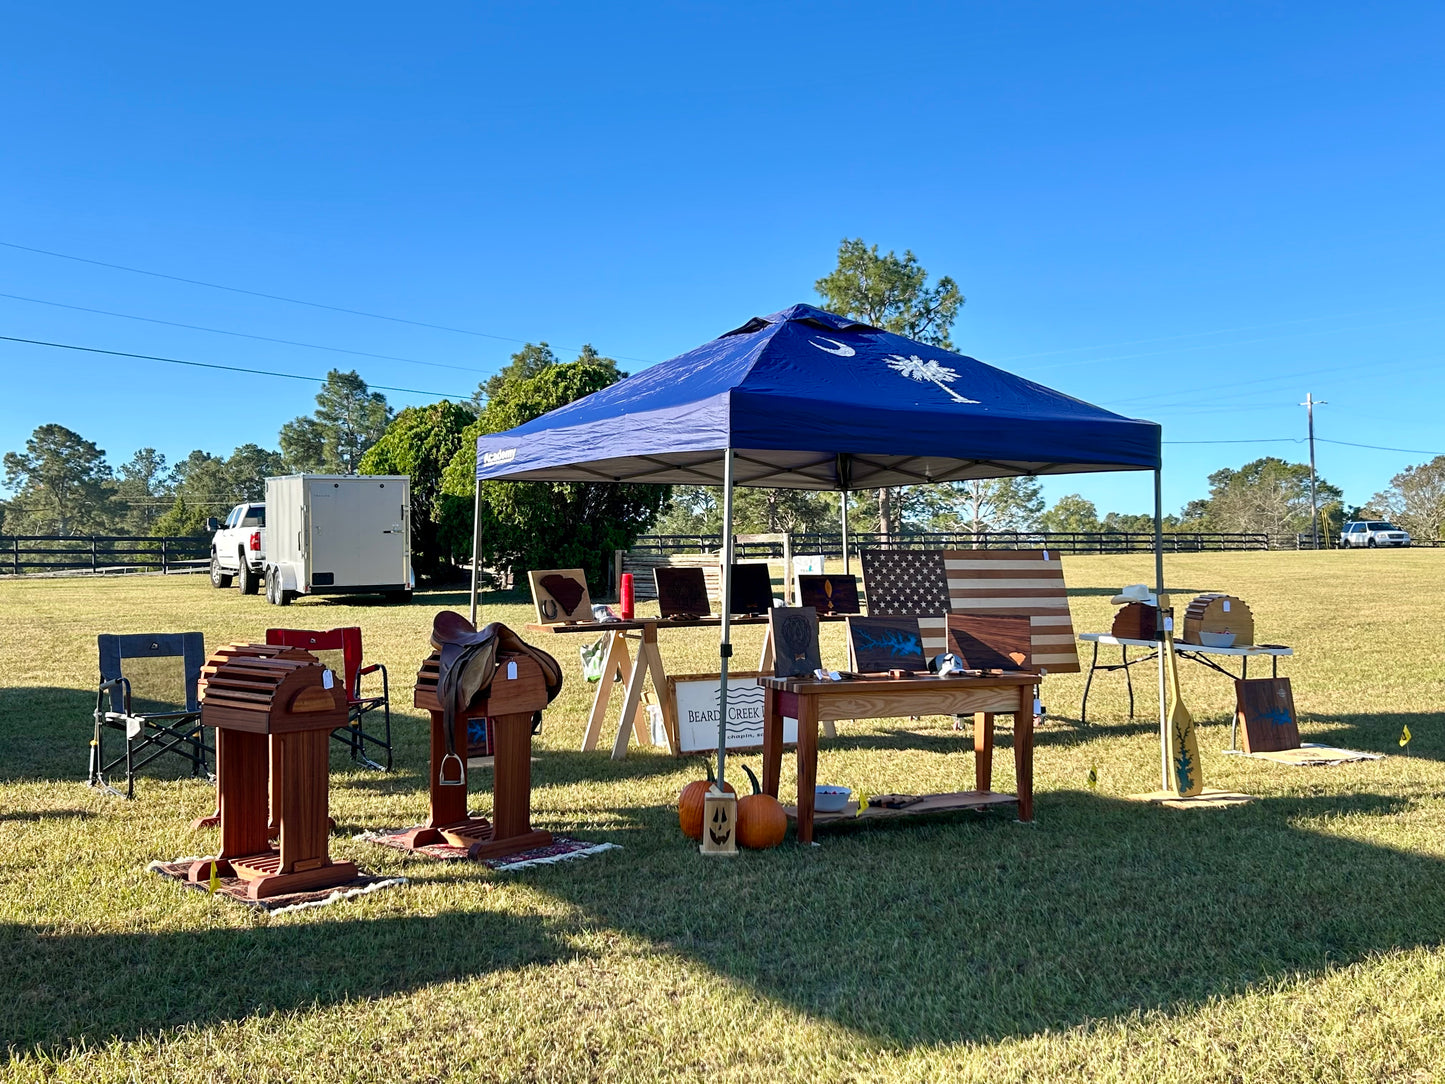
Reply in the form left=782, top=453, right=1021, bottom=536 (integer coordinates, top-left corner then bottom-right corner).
left=1166, top=641, right=1204, bottom=797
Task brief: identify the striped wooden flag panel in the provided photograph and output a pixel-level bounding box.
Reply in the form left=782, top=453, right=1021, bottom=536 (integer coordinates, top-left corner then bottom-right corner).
left=941, top=550, right=1080, bottom=674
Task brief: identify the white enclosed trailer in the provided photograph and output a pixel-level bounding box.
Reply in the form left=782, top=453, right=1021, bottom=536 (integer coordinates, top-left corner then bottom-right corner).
left=263, top=474, right=413, bottom=605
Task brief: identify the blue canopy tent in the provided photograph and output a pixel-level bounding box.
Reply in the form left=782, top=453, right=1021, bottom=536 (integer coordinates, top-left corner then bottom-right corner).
left=472, top=305, right=1169, bottom=792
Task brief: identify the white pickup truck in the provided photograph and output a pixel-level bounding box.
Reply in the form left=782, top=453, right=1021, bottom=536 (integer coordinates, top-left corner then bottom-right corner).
left=207, top=502, right=267, bottom=594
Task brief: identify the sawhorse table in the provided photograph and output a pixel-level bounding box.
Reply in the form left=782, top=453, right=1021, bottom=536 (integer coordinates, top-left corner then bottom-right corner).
left=527, top=614, right=848, bottom=758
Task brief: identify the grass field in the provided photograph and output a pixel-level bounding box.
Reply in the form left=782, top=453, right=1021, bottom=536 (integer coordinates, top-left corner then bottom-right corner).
left=4, top=550, right=1445, bottom=1082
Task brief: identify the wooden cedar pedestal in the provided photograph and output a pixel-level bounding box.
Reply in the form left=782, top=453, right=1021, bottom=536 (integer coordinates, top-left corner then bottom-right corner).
left=191, top=642, right=318, bottom=832
left=395, top=650, right=552, bottom=861
left=187, top=647, right=357, bottom=899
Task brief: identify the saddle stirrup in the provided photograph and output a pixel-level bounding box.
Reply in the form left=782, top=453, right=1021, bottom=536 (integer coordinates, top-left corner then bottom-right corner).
left=438, top=751, right=465, bottom=786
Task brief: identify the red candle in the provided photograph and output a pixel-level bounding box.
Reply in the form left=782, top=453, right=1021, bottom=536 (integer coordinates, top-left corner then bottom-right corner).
left=620, top=573, right=635, bottom=620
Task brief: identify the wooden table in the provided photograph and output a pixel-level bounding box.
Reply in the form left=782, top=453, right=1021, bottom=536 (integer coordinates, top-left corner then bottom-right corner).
left=527, top=615, right=846, bottom=759
left=1077, top=633, right=1293, bottom=726
left=759, top=672, right=1038, bottom=844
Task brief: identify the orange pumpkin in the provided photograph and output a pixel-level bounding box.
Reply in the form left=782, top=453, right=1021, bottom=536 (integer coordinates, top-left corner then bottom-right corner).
left=736, top=765, right=788, bottom=850
left=678, top=759, right=735, bottom=840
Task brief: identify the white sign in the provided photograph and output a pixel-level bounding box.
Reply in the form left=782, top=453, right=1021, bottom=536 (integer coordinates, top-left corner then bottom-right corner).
left=670, top=672, right=798, bottom=754
left=791, top=554, right=824, bottom=603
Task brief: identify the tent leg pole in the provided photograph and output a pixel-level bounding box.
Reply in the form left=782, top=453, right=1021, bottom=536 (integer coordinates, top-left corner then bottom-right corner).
left=1154, top=468, right=1168, bottom=792
left=717, top=449, right=735, bottom=792
left=840, top=490, right=849, bottom=574
left=469, top=477, right=482, bottom=627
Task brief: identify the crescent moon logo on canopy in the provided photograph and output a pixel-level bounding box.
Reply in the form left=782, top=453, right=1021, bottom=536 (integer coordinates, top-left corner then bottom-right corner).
left=810, top=337, right=856, bottom=357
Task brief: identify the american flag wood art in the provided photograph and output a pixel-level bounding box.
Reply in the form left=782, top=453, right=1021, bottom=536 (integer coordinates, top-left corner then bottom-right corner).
left=861, top=548, right=1080, bottom=675
left=859, top=549, right=951, bottom=617
left=936, top=550, right=1079, bottom=674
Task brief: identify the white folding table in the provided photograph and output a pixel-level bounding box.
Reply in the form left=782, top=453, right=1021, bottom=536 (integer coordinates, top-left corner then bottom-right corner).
left=1077, top=633, right=1293, bottom=728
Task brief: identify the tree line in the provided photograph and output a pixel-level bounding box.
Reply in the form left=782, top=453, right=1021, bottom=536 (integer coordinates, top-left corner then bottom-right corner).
left=6, top=240, right=1444, bottom=584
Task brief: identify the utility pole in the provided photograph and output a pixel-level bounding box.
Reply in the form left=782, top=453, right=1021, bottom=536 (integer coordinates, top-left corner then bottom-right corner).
left=1301, top=393, right=1326, bottom=549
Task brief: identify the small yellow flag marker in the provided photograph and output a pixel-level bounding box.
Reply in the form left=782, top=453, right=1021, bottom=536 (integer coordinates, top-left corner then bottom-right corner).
left=1400, top=725, right=1412, bottom=748
left=1086, top=767, right=1098, bottom=790
left=208, top=860, right=220, bottom=895
left=855, top=791, right=869, bottom=816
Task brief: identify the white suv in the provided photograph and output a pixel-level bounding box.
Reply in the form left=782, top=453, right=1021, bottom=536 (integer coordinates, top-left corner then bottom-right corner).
left=1340, top=520, right=1411, bottom=548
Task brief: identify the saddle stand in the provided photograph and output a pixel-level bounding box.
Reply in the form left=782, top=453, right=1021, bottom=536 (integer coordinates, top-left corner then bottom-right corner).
left=399, top=635, right=553, bottom=861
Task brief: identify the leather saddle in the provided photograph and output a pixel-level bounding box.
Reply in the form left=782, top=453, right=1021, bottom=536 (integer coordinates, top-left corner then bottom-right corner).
left=431, top=610, right=563, bottom=727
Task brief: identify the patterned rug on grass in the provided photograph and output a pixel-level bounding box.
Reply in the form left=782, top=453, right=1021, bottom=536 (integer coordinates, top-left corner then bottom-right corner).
left=359, top=829, right=620, bottom=870
left=147, top=858, right=406, bottom=914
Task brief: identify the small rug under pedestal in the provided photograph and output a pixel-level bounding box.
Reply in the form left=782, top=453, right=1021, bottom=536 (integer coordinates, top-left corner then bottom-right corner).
left=147, top=858, right=406, bottom=914
left=359, top=829, right=620, bottom=870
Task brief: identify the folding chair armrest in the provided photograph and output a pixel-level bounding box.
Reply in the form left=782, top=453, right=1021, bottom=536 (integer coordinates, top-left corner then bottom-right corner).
left=96, top=677, right=132, bottom=716
left=354, top=662, right=388, bottom=700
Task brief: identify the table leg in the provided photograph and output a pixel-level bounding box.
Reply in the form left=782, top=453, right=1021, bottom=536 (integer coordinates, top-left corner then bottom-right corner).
left=761, top=686, right=783, bottom=797
left=1080, top=641, right=1099, bottom=725
left=974, top=712, right=994, bottom=792
left=795, top=695, right=819, bottom=845
left=634, top=626, right=665, bottom=747
left=1015, top=684, right=1035, bottom=823
left=581, top=631, right=629, bottom=751
left=757, top=623, right=774, bottom=673
left=610, top=637, right=651, bottom=760
left=1123, top=645, right=1135, bottom=719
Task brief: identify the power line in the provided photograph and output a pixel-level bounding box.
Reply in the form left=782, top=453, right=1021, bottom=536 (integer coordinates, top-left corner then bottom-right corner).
left=0, top=334, right=472, bottom=399
left=1163, top=438, right=1301, bottom=445
left=1320, top=437, right=1445, bottom=456
left=0, top=291, right=493, bottom=374
left=0, top=239, right=655, bottom=364
left=1162, top=435, right=1445, bottom=456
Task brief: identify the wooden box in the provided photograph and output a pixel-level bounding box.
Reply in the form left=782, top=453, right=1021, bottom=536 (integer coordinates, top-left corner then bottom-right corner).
left=1110, top=602, right=1157, bottom=641
left=1182, top=594, right=1254, bottom=646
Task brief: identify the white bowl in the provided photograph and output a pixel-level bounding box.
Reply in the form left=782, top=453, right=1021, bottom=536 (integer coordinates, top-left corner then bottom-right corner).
left=1198, top=631, right=1236, bottom=647
left=814, top=785, right=852, bottom=813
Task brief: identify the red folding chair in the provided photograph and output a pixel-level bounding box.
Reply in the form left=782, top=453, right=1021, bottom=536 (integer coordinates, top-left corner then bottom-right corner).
left=264, top=626, right=392, bottom=770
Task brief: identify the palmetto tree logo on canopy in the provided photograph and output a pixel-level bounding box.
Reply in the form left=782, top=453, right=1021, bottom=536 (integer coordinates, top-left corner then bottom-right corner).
left=884, top=354, right=979, bottom=404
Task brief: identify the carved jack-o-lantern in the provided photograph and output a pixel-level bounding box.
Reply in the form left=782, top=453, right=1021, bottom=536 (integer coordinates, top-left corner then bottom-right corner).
left=699, top=788, right=738, bottom=855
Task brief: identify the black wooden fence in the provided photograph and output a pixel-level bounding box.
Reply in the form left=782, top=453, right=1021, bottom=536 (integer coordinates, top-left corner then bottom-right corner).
left=631, top=529, right=1272, bottom=559
left=1, top=535, right=210, bottom=576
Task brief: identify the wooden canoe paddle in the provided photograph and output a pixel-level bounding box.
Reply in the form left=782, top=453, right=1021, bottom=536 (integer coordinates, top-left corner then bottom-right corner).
left=1158, top=593, right=1203, bottom=796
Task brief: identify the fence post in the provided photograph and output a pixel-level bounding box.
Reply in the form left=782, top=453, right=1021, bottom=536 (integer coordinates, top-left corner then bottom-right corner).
left=161, top=538, right=168, bottom=574
left=11, top=538, right=18, bottom=576
left=91, top=538, right=98, bottom=573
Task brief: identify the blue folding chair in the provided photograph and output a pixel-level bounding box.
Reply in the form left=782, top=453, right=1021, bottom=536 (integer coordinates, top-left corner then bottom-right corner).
left=91, top=633, right=210, bottom=798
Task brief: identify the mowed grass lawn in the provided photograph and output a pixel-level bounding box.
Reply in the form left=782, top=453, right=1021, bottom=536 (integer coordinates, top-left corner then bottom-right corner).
left=4, top=550, right=1445, bottom=1083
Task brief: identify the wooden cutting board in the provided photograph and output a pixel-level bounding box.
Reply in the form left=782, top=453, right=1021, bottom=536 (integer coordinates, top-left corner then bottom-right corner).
left=1235, top=677, right=1300, bottom=753
left=946, top=613, right=1033, bottom=670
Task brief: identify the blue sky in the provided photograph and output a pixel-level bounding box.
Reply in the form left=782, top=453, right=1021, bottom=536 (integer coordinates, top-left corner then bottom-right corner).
left=2, top=2, right=1442, bottom=517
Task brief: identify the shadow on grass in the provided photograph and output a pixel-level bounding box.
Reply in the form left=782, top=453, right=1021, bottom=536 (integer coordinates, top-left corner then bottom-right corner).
left=525, top=789, right=1445, bottom=1048
left=0, top=910, right=579, bottom=1057
left=1304, top=711, right=1445, bottom=761
left=0, top=809, right=92, bottom=823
